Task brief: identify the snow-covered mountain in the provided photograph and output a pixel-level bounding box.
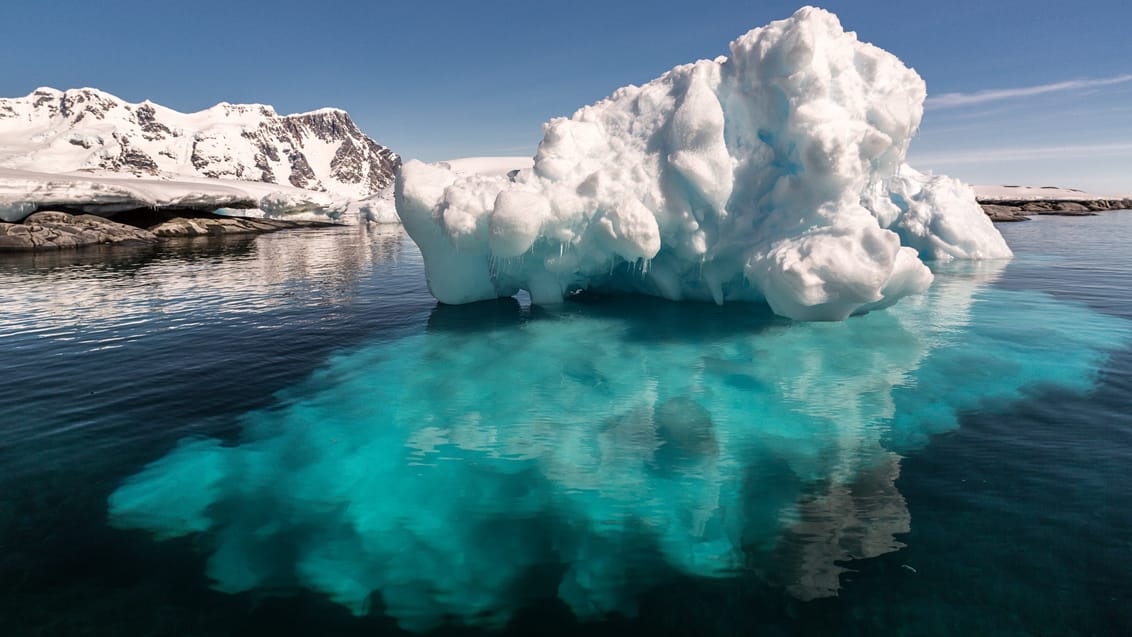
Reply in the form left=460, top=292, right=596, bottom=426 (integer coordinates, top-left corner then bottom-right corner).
left=0, top=87, right=398, bottom=201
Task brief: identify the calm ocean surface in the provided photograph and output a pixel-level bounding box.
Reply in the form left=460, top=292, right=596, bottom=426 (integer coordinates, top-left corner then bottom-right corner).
left=1, top=214, right=1130, bottom=636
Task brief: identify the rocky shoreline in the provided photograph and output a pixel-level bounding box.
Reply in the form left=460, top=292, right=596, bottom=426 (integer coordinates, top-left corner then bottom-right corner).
left=0, top=208, right=339, bottom=252
left=980, top=198, right=1132, bottom=222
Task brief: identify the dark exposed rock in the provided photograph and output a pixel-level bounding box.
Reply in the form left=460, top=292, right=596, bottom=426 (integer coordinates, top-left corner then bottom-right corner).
left=32, top=89, right=58, bottom=110
left=288, top=151, right=319, bottom=190
left=59, top=89, right=117, bottom=124
left=246, top=137, right=282, bottom=183
left=979, top=198, right=1132, bottom=222
left=149, top=215, right=334, bottom=237
left=134, top=103, right=173, bottom=140
left=118, top=148, right=160, bottom=174
left=253, top=138, right=281, bottom=163
left=1019, top=201, right=1091, bottom=214
left=0, top=224, right=34, bottom=249
left=0, top=208, right=336, bottom=252
left=86, top=134, right=162, bottom=176
left=331, top=138, right=362, bottom=183
left=189, top=139, right=210, bottom=172
left=980, top=204, right=1031, bottom=222
left=0, top=211, right=156, bottom=251
left=1028, top=201, right=1089, bottom=213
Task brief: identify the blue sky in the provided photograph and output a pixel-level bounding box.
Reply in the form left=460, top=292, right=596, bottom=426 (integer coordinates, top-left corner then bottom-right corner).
left=2, top=0, right=1130, bottom=193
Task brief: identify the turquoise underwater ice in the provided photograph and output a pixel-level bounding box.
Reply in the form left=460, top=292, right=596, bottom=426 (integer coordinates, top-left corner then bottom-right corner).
left=109, top=260, right=1132, bottom=631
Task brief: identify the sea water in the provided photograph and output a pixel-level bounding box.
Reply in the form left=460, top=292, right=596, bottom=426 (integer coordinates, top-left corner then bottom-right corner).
left=1, top=215, right=1130, bottom=635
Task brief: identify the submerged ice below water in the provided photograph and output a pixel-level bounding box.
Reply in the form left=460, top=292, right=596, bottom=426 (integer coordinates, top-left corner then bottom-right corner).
left=108, top=248, right=1132, bottom=632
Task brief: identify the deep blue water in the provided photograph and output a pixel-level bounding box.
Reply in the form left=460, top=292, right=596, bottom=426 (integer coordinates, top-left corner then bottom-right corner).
left=1, top=215, right=1130, bottom=636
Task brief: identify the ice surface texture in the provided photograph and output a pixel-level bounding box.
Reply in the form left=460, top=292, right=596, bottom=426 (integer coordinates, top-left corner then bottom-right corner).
left=397, top=7, right=1011, bottom=321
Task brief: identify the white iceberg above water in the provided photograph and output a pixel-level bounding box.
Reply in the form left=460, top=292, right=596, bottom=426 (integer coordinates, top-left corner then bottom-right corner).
left=398, top=6, right=1011, bottom=320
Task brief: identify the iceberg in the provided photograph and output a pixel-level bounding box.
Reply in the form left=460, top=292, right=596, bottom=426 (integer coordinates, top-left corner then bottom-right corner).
left=397, top=6, right=1011, bottom=321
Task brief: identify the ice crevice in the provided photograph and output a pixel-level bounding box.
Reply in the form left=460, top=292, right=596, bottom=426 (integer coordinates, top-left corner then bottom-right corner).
left=396, top=6, right=1011, bottom=321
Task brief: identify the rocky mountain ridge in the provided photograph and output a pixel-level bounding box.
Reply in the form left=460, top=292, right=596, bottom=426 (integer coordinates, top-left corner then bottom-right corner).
left=0, top=87, right=398, bottom=201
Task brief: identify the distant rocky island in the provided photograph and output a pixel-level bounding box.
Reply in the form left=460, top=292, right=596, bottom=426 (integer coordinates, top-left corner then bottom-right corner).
left=974, top=185, right=1132, bottom=222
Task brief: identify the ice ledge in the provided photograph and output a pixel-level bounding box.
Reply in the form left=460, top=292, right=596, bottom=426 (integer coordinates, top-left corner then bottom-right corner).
left=0, top=168, right=351, bottom=223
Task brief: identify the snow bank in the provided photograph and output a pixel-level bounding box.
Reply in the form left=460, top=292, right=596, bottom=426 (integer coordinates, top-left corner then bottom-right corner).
left=972, top=184, right=1104, bottom=201
left=397, top=7, right=1011, bottom=321
left=0, top=167, right=359, bottom=223
left=350, top=188, right=401, bottom=224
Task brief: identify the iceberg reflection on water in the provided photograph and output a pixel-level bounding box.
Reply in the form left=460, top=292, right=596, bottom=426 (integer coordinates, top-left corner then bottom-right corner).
left=108, top=258, right=1132, bottom=631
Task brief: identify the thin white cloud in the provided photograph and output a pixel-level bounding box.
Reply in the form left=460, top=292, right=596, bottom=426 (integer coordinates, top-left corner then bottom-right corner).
left=926, top=75, right=1132, bottom=109
left=911, top=142, right=1132, bottom=164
